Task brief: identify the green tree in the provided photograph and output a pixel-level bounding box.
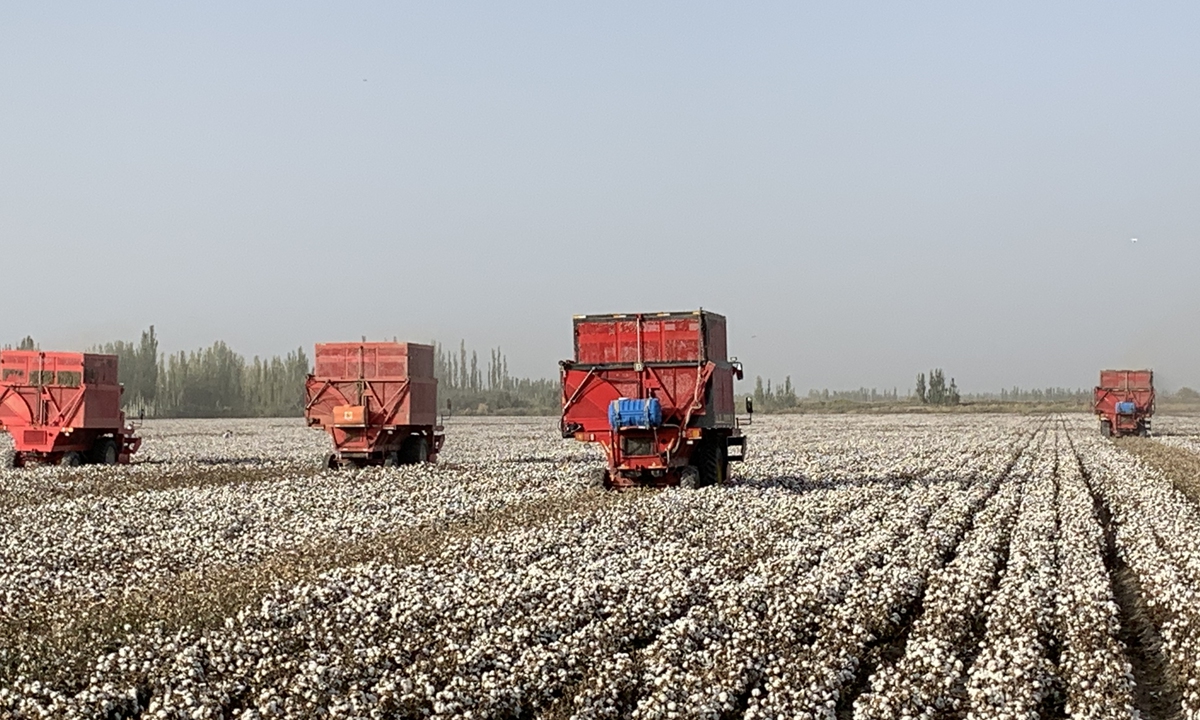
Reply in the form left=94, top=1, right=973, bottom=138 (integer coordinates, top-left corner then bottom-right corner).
left=17, top=336, right=35, bottom=350
left=915, top=372, right=927, bottom=403
left=433, top=340, right=557, bottom=414
left=137, top=326, right=159, bottom=408
left=927, top=368, right=946, bottom=405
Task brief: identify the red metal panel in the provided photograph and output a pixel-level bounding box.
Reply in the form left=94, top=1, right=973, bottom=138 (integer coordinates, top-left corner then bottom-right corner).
left=709, top=367, right=735, bottom=423
left=704, top=314, right=728, bottom=363
left=573, top=311, right=727, bottom=365
left=1098, top=369, right=1153, bottom=391
left=0, top=351, right=124, bottom=430
left=305, top=377, right=437, bottom=428
left=561, top=364, right=727, bottom=431
left=1094, top=369, right=1155, bottom=410
left=313, top=342, right=435, bottom=381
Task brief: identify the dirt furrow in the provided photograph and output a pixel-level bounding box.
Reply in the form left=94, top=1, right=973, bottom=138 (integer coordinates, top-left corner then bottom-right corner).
left=1071, top=432, right=1183, bottom=720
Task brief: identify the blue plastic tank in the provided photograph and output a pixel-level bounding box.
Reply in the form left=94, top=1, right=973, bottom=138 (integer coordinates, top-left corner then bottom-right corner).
left=1115, top=400, right=1137, bottom=414
left=608, top=397, right=663, bottom=429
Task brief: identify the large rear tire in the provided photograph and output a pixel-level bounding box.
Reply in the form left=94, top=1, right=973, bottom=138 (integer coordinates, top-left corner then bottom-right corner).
left=402, top=435, right=429, bottom=464
left=91, top=438, right=119, bottom=465
left=696, top=439, right=726, bottom=487
left=678, top=466, right=700, bottom=490
left=1100, top=420, right=1112, bottom=437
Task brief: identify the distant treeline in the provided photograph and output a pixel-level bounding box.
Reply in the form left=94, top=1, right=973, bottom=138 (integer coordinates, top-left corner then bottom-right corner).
left=744, top=368, right=1200, bottom=413
left=95, top=327, right=311, bottom=417
left=6, top=329, right=558, bottom=418
left=749, top=376, right=904, bottom=412
left=965, top=387, right=1092, bottom=404
left=434, top=341, right=558, bottom=415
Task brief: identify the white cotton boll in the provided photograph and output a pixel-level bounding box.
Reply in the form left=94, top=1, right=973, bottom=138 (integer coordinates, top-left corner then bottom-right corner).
left=0, top=415, right=1179, bottom=719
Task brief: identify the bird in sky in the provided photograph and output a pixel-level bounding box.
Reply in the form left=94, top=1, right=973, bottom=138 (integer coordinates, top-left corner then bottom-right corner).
left=1131, top=237, right=1139, bottom=243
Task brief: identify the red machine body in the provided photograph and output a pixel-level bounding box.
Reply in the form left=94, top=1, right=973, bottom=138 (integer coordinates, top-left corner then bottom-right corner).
left=1094, top=369, right=1155, bottom=437
left=0, top=350, right=141, bottom=467
left=561, top=310, right=746, bottom=489
left=304, top=342, right=444, bottom=468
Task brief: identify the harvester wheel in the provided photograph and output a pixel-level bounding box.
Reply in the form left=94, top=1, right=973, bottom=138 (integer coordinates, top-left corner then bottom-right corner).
left=10, top=453, right=24, bottom=469
left=1100, top=420, right=1112, bottom=437
left=323, top=453, right=339, bottom=470
left=679, top=466, right=700, bottom=490
left=91, top=439, right=119, bottom=465
left=403, top=435, right=429, bottom=464
left=697, top=441, right=726, bottom=487
left=587, top=467, right=609, bottom=490
left=383, top=451, right=401, bottom=467
left=60, top=452, right=84, bottom=467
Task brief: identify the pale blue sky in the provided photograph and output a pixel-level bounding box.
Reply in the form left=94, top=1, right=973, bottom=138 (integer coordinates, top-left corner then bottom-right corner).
left=2, top=3, right=1198, bottom=391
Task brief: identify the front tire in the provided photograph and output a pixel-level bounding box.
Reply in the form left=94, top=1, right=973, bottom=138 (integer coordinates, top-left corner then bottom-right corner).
left=60, top=452, right=84, bottom=467
left=587, top=467, right=609, bottom=490
left=678, top=466, right=700, bottom=489
left=1100, top=420, right=1112, bottom=437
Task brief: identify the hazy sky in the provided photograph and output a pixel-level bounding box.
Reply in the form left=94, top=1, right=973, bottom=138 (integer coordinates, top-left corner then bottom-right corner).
left=3, top=3, right=1198, bottom=392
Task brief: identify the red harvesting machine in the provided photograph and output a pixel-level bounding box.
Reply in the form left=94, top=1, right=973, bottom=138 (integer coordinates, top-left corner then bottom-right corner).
left=304, top=342, right=444, bottom=468
left=0, top=350, right=141, bottom=467
left=1094, top=369, right=1155, bottom=437
left=561, top=310, right=747, bottom=489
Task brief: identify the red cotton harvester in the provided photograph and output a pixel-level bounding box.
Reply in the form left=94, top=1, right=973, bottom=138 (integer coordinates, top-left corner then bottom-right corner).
left=560, top=310, right=748, bottom=489
left=304, top=342, right=444, bottom=469
left=1094, top=369, right=1155, bottom=437
left=0, top=350, right=141, bottom=467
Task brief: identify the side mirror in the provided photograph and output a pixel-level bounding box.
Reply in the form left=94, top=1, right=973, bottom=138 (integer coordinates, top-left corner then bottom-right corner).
left=746, top=398, right=754, bottom=414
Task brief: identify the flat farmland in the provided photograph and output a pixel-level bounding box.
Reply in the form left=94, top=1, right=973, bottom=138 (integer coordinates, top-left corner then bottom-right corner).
left=3, top=414, right=1200, bottom=719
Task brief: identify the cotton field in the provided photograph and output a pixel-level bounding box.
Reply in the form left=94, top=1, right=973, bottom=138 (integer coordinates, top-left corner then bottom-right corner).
left=3, top=414, right=1200, bottom=719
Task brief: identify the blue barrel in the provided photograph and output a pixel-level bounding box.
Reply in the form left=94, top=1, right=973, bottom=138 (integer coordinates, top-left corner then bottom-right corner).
left=608, top=397, right=663, bottom=429
left=1116, top=401, right=1137, bottom=414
